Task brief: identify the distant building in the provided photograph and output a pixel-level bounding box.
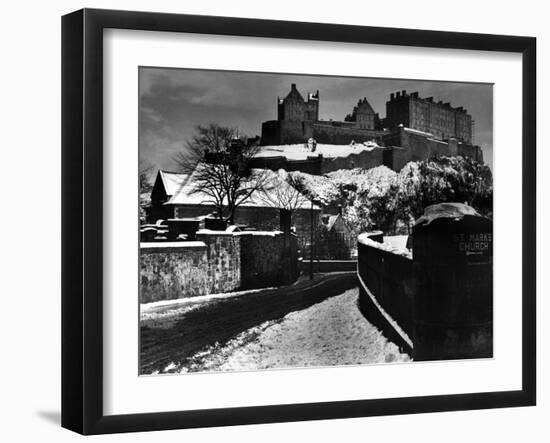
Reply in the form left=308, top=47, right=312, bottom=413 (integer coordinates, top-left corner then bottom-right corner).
left=345, top=97, right=377, bottom=130
left=261, top=84, right=384, bottom=145
left=277, top=83, right=319, bottom=122
left=147, top=167, right=322, bottom=250
left=319, top=212, right=354, bottom=259
left=385, top=90, right=473, bottom=143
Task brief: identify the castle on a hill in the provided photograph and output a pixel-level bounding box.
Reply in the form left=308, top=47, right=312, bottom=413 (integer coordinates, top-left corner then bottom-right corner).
left=261, top=84, right=475, bottom=146
left=253, top=83, right=483, bottom=174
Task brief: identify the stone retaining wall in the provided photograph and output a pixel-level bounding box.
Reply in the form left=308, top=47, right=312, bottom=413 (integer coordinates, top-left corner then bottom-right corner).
left=140, top=231, right=299, bottom=303
left=140, top=242, right=210, bottom=303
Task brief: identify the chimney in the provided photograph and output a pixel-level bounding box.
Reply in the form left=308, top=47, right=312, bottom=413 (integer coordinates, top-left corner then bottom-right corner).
left=390, top=93, right=395, bottom=100
left=291, top=83, right=297, bottom=90
left=402, top=90, right=406, bottom=96
left=396, top=91, right=401, bottom=98
left=338, top=205, right=343, bottom=216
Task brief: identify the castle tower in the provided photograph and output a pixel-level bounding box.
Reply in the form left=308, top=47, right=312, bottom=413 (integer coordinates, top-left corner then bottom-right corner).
left=281, top=83, right=306, bottom=121
left=305, top=90, right=320, bottom=121
left=278, top=84, right=320, bottom=122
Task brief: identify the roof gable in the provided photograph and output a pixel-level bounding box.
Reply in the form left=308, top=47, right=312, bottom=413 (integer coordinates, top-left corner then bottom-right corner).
left=285, top=84, right=304, bottom=102
left=357, top=98, right=375, bottom=114
left=158, top=170, right=188, bottom=196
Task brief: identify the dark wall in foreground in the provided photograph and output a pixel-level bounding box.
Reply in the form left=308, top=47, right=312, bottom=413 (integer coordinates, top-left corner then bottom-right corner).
left=357, top=205, right=493, bottom=361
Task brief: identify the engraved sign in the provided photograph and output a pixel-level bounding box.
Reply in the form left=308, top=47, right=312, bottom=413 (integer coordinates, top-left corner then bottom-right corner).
left=453, top=232, right=492, bottom=255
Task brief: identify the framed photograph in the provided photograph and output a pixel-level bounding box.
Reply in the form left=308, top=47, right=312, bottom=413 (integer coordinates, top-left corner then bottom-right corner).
left=61, top=8, right=536, bottom=435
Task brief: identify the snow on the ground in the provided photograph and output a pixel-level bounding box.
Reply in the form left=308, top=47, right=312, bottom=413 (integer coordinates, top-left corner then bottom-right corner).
left=141, top=286, right=278, bottom=329
left=254, top=142, right=380, bottom=161
left=175, top=287, right=409, bottom=373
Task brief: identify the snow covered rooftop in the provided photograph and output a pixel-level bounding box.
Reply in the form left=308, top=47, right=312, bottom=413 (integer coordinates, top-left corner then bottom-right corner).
left=254, top=142, right=380, bottom=161
left=160, top=164, right=321, bottom=210
left=158, top=170, right=189, bottom=196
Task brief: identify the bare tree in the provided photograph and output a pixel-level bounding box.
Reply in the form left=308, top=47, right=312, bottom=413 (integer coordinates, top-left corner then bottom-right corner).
left=139, top=160, right=154, bottom=223
left=174, top=123, right=266, bottom=223
left=257, top=169, right=310, bottom=217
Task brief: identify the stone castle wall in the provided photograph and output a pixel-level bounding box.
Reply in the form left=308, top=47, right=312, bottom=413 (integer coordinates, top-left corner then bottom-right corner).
left=382, top=127, right=483, bottom=170
left=311, top=123, right=382, bottom=145
left=256, top=126, right=484, bottom=175
left=261, top=120, right=384, bottom=146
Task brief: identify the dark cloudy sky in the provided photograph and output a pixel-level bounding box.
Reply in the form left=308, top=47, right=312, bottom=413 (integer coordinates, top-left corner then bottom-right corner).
left=139, top=67, right=493, bottom=172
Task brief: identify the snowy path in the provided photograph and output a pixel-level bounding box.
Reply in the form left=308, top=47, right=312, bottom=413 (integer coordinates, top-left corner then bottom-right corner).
left=172, top=288, right=409, bottom=373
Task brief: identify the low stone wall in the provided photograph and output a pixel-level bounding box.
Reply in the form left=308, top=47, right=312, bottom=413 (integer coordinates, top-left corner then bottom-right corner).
left=140, top=242, right=210, bottom=303
left=238, top=232, right=284, bottom=289
left=171, top=204, right=321, bottom=254
left=358, top=237, right=415, bottom=333
left=357, top=234, right=415, bottom=353
left=140, top=230, right=299, bottom=303
left=196, top=231, right=241, bottom=294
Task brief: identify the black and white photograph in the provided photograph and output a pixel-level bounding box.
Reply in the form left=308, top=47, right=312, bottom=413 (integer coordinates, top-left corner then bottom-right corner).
left=138, top=68, right=494, bottom=375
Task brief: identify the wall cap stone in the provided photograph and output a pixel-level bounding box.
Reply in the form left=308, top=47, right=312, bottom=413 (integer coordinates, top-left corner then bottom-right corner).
left=233, top=231, right=283, bottom=237
left=140, top=241, right=207, bottom=251
left=196, top=229, right=235, bottom=236
left=358, top=233, right=412, bottom=259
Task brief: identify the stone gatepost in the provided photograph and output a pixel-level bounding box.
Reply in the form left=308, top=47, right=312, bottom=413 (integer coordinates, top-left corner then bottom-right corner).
left=412, top=203, right=493, bottom=361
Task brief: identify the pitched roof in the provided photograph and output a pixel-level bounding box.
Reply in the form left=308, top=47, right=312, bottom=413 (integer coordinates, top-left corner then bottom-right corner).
left=160, top=164, right=320, bottom=211
left=357, top=97, right=375, bottom=114
left=158, top=170, right=189, bottom=197
left=325, top=215, right=340, bottom=231
left=285, top=84, right=304, bottom=102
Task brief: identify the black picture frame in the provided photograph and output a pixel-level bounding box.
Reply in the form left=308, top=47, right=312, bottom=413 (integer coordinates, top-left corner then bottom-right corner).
left=61, top=8, right=536, bottom=435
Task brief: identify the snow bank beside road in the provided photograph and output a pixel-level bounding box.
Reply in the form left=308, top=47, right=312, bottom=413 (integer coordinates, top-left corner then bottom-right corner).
left=176, top=288, right=409, bottom=373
